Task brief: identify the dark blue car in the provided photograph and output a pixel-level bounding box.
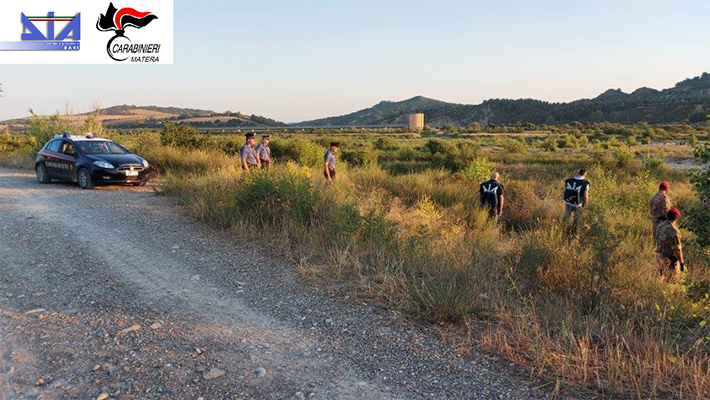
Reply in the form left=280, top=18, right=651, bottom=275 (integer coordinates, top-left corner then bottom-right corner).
left=35, top=133, right=151, bottom=189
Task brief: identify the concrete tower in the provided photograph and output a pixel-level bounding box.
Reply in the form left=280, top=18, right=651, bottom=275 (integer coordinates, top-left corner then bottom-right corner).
left=407, top=113, right=424, bottom=131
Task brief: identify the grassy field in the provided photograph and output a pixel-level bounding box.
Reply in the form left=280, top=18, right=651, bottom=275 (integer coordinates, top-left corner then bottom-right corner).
left=2, top=120, right=710, bottom=398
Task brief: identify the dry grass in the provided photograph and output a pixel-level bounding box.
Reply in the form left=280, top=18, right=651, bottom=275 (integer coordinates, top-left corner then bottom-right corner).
left=159, top=156, right=710, bottom=399
left=5, top=124, right=707, bottom=399
left=0, top=152, right=34, bottom=169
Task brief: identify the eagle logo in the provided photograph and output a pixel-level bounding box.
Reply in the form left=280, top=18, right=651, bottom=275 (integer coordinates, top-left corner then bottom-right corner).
left=482, top=184, right=498, bottom=195
left=96, top=3, right=158, bottom=61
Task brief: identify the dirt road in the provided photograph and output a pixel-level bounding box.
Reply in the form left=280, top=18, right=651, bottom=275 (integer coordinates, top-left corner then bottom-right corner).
left=0, top=168, right=544, bottom=400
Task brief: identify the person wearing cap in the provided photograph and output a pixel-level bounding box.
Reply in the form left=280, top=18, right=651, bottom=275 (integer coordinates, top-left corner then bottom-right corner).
left=563, top=168, right=590, bottom=228
left=255, top=135, right=271, bottom=170
left=649, top=181, right=672, bottom=243
left=240, top=133, right=260, bottom=172
left=479, top=172, right=505, bottom=223
left=324, top=142, right=339, bottom=181
left=654, top=207, right=685, bottom=280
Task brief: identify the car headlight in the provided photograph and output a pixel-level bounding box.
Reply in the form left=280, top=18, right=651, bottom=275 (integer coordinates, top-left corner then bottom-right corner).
left=93, top=160, right=114, bottom=169
left=141, top=159, right=149, bottom=168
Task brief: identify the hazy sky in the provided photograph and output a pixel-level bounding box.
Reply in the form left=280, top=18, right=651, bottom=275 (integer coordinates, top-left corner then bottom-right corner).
left=0, top=0, right=708, bottom=122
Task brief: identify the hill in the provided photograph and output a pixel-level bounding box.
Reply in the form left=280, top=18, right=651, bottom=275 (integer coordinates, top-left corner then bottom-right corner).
left=292, top=96, right=454, bottom=127
left=5, top=105, right=287, bottom=129
left=97, top=105, right=214, bottom=118
left=296, top=73, right=710, bottom=127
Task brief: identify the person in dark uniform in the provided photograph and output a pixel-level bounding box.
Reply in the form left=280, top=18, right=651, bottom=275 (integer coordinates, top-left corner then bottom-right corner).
left=324, top=142, right=339, bottom=181
left=255, top=135, right=271, bottom=170
left=479, top=172, right=505, bottom=222
left=563, top=168, right=590, bottom=227
left=240, top=133, right=260, bottom=172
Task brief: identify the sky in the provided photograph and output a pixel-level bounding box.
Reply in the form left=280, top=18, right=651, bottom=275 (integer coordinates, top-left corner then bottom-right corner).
left=0, top=0, right=708, bottom=122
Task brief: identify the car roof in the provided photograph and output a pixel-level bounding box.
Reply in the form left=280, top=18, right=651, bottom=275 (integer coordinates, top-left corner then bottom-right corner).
left=53, top=134, right=112, bottom=142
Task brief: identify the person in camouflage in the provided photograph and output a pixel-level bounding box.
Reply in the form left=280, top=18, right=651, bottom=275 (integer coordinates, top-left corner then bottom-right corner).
left=649, top=181, right=671, bottom=243
left=654, top=207, right=685, bottom=280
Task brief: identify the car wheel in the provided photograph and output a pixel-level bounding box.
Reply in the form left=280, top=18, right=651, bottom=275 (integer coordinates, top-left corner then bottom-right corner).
left=77, top=168, right=94, bottom=189
left=36, top=164, right=49, bottom=184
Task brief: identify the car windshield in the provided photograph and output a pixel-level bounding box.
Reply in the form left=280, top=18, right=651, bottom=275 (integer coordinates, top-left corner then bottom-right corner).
left=77, top=141, right=129, bottom=155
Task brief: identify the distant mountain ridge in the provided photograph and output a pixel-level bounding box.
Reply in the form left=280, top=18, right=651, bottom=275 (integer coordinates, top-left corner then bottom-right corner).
left=5, top=73, right=707, bottom=129
left=295, top=73, right=710, bottom=127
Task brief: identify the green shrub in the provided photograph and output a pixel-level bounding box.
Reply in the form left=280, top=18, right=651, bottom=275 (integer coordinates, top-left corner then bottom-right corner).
left=271, top=138, right=324, bottom=168
left=641, top=152, right=665, bottom=170
left=160, top=122, right=206, bottom=149
left=557, top=134, right=579, bottom=150
left=460, top=157, right=492, bottom=184
left=374, top=137, right=400, bottom=151
left=139, top=145, right=228, bottom=174
left=222, top=139, right=240, bottom=155
left=426, top=139, right=481, bottom=171
left=614, top=147, right=636, bottom=167
left=689, top=134, right=698, bottom=146
left=27, top=112, right=70, bottom=151
left=341, top=146, right=377, bottom=167
left=540, top=138, right=558, bottom=152
left=688, top=143, right=710, bottom=246
left=501, top=138, right=528, bottom=153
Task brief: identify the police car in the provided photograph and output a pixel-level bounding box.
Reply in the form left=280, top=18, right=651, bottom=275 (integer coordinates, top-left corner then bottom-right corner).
left=35, top=133, right=151, bottom=189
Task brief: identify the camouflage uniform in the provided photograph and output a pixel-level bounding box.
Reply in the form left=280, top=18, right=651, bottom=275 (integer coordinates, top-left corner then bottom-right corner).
left=649, top=191, right=671, bottom=242
left=654, top=220, right=682, bottom=279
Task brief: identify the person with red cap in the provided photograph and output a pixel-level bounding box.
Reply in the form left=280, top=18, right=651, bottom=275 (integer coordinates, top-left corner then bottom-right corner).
left=654, top=207, right=685, bottom=280
left=649, top=181, right=672, bottom=242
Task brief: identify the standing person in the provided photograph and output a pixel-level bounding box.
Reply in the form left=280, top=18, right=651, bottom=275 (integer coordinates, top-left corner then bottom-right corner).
left=655, top=207, right=685, bottom=280
left=255, top=135, right=272, bottom=170
left=323, top=142, right=339, bottom=182
left=649, top=181, right=671, bottom=242
left=563, top=168, right=590, bottom=227
left=479, top=172, right=505, bottom=223
left=240, top=133, right=260, bottom=172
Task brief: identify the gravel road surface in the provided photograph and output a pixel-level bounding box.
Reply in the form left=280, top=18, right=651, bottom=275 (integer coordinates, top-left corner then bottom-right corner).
left=0, top=168, right=548, bottom=400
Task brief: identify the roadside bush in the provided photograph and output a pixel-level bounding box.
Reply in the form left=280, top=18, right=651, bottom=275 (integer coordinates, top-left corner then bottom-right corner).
left=0, top=133, right=33, bottom=153
left=140, top=145, right=229, bottom=174
left=27, top=112, right=70, bottom=151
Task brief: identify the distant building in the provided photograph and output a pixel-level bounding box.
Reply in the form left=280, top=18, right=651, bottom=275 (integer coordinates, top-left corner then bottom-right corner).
left=407, top=113, right=424, bottom=131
